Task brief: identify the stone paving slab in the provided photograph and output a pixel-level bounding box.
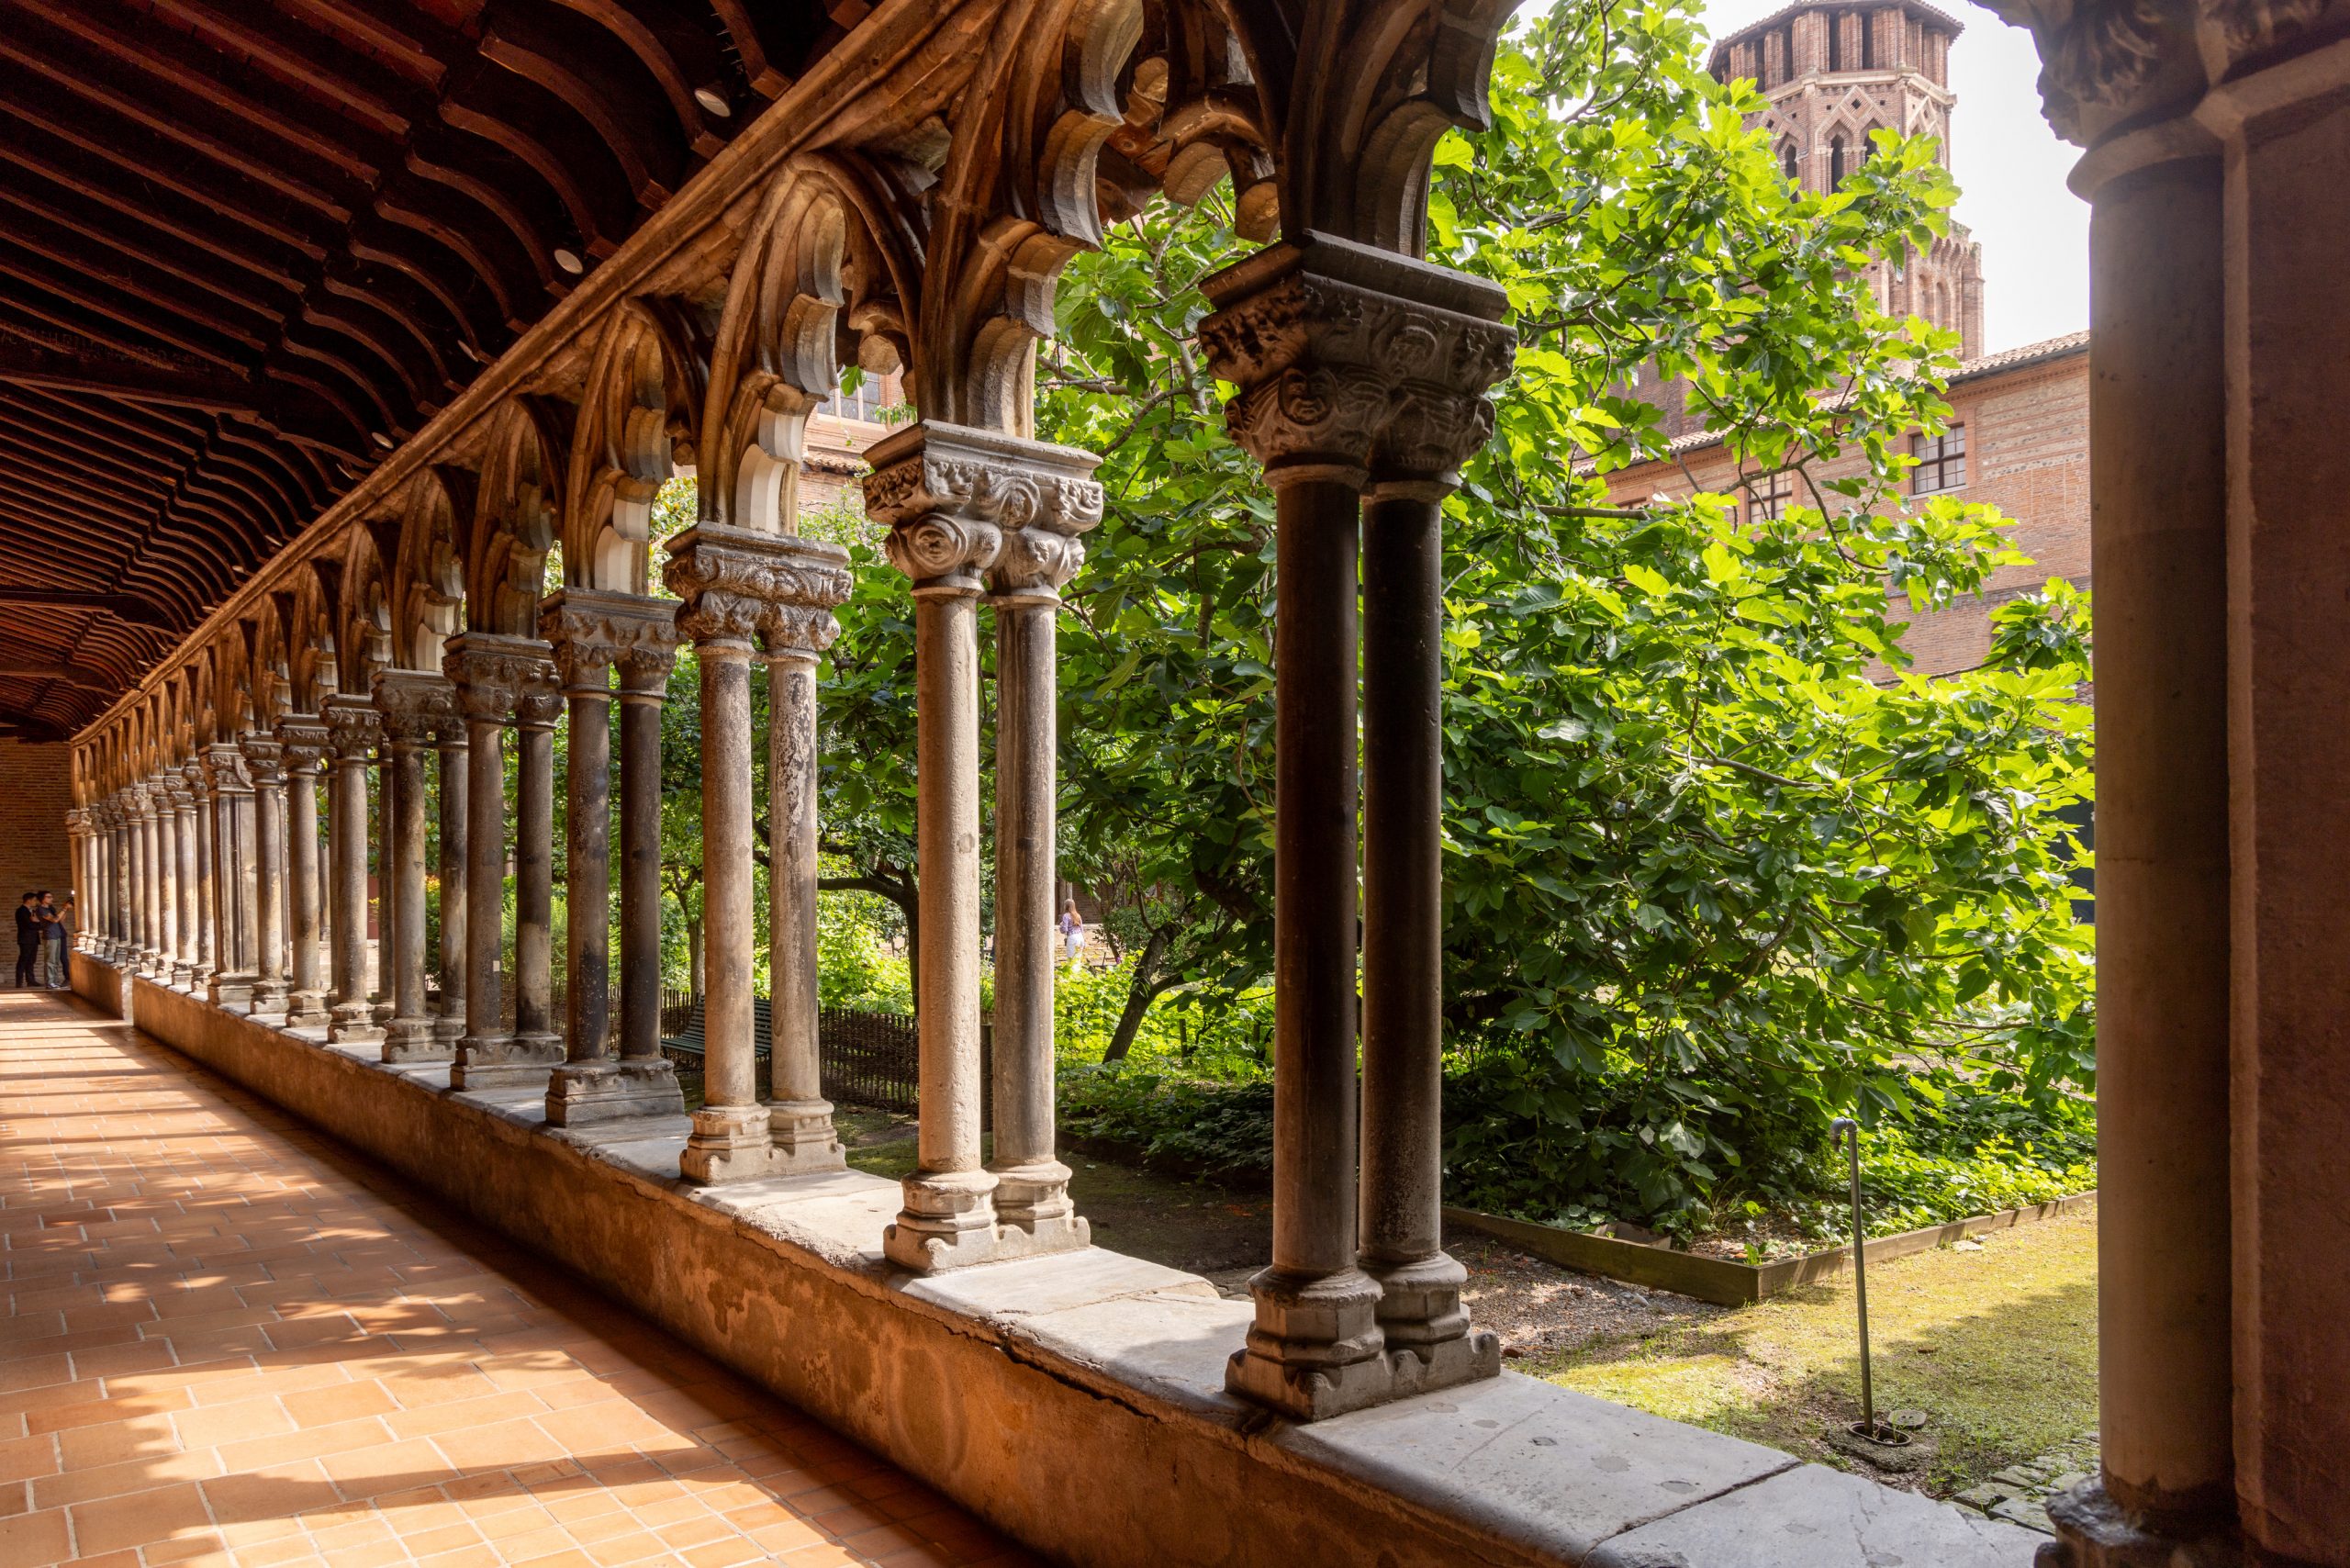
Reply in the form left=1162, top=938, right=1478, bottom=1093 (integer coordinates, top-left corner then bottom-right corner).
left=1585, top=1460, right=2044, bottom=1565
left=0, top=989, right=1036, bottom=1568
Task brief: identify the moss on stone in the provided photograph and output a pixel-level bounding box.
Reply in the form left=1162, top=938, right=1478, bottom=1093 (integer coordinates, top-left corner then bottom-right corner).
left=1531, top=1204, right=2098, bottom=1495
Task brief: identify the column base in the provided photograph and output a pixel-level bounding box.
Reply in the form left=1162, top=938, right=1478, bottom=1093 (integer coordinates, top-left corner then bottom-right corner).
left=328, top=1002, right=385, bottom=1044
left=767, top=1099, right=848, bottom=1173
left=433, top=1006, right=466, bottom=1044
left=249, top=980, right=291, bottom=1025
left=990, top=1159, right=1091, bottom=1255
left=285, top=990, right=330, bottom=1029
left=681, top=1104, right=779, bottom=1183
left=452, top=1035, right=565, bottom=1090
left=1223, top=1264, right=1495, bottom=1422
left=1368, top=1249, right=1476, bottom=1348
left=882, top=1169, right=1080, bottom=1272
left=207, top=971, right=255, bottom=1009
left=2039, top=1483, right=2244, bottom=1568
left=545, top=1058, right=687, bottom=1126
left=382, top=1018, right=452, bottom=1063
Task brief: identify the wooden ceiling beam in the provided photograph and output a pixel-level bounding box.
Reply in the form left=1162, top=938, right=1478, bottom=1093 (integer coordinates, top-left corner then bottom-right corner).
left=0, top=332, right=263, bottom=413
left=276, top=0, right=463, bottom=87
left=139, top=0, right=422, bottom=138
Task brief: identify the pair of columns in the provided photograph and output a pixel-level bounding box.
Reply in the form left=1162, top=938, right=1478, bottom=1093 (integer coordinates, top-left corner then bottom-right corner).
left=1190, top=234, right=1516, bottom=1419
left=539, top=590, right=686, bottom=1125
left=851, top=424, right=1100, bottom=1267
left=663, top=527, right=858, bottom=1181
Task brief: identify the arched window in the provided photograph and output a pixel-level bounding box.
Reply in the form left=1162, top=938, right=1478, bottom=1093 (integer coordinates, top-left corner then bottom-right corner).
left=1828, top=16, right=1842, bottom=72
left=1783, top=142, right=1801, bottom=185
left=1830, top=134, right=1848, bottom=186
left=1863, top=11, right=1877, bottom=69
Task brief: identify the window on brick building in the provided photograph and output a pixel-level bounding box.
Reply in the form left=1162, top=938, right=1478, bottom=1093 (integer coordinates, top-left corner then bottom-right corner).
left=1830, top=134, right=1848, bottom=186
left=1863, top=12, right=1877, bottom=69
left=1782, top=142, right=1800, bottom=184
left=1910, top=426, right=1967, bottom=495
left=1828, top=17, right=1842, bottom=71
left=1745, top=470, right=1795, bottom=523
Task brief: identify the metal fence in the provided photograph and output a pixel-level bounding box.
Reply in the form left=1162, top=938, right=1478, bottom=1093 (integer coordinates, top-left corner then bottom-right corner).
left=656, top=991, right=957, bottom=1118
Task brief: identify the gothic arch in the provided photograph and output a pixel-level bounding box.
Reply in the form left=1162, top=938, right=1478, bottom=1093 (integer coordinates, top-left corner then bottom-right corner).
left=566, top=304, right=705, bottom=582
left=393, top=467, right=475, bottom=671
left=473, top=398, right=571, bottom=636
left=337, top=528, right=395, bottom=697
left=286, top=562, right=341, bottom=717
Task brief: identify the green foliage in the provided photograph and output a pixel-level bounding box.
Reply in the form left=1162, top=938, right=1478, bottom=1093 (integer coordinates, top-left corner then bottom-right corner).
left=1058, top=1069, right=1276, bottom=1182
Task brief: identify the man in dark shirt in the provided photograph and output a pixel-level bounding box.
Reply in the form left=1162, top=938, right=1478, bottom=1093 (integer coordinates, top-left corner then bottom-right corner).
left=14, top=893, right=39, bottom=987
left=38, top=892, right=67, bottom=988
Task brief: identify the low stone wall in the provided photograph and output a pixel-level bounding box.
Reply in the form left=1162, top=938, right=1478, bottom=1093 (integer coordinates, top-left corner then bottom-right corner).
left=69, top=950, right=2042, bottom=1568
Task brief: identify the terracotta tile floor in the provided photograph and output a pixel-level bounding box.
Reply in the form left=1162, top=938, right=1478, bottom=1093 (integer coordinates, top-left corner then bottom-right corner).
left=0, top=988, right=1037, bottom=1568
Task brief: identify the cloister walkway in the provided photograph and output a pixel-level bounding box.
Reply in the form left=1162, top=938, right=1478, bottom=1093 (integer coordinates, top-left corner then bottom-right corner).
left=0, top=990, right=1033, bottom=1568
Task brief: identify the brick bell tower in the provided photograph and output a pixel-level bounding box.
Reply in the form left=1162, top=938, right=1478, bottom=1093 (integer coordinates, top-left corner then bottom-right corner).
left=1710, top=0, right=1985, bottom=357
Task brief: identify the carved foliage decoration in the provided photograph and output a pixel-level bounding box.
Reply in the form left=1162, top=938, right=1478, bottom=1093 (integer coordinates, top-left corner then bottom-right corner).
left=285, top=561, right=341, bottom=718
left=336, top=524, right=395, bottom=698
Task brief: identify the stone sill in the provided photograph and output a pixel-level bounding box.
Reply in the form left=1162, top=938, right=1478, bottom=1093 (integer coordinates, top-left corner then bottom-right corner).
left=71, top=951, right=2039, bottom=1568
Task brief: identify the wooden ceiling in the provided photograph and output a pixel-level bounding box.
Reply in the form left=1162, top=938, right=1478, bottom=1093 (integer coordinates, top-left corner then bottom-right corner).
left=0, top=0, right=867, bottom=740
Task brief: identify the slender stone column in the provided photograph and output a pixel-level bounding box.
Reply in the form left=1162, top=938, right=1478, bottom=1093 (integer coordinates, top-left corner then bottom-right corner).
left=512, top=683, right=560, bottom=1060
left=150, top=778, right=178, bottom=978
left=543, top=590, right=685, bottom=1125
left=442, top=633, right=563, bottom=1089
left=978, top=432, right=1104, bottom=1254
left=666, top=526, right=851, bottom=1181
left=184, top=760, right=214, bottom=983
left=63, top=810, right=85, bottom=953
left=170, top=778, right=199, bottom=985
left=277, top=718, right=331, bottom=1026
left=322, top=696, right=386, bottom=1044
left=763, top=642, right=841, bottom=1170
left=867, top=424, right=1101, bottom=1263
left=373, top=671, right=454, bottom=1062
left=240, top=736, right=290, bottom=1020
left=200, top=745, right=256, bottom=1009
left=616, top=631, right=680, bottom=1081
left=875, top=462, right=996, bottom=1259
left=111, top=800, right=131, bottom=958
left=1198, top=234, right=1513, bottom=1418
left=432, top=720, right=467, bottom=1044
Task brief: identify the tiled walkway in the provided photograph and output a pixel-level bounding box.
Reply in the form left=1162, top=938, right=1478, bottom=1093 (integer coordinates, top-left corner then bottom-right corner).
left=0, top=989, right=1035, bottom=1568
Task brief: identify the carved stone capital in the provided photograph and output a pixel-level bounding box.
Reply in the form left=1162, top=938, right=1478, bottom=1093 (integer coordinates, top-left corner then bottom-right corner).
left=182, top=759, right=208, bottom=802
left=239, top=734, right=287, bottom=790
left=372, top=669, right=457, bottom=746
left=1197, top=231, right=1513, bottom=483
left=664, top=524, right=853, bottom=655
left=200, top=743, right=252, bottom=795
left=539, top=588, right=682, bottom=697
left=275, top=715, right=330, bottom=774
left=442, top=632, right=558, bottom=727
left=865, top=422, right=1104, bottom=599
left=321, top=695, right=383, bottom=762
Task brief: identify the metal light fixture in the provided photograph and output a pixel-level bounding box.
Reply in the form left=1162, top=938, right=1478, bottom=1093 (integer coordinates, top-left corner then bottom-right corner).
left=553, top=247, right=586, bottom=275
left=694, top=83, right=732, bottom=117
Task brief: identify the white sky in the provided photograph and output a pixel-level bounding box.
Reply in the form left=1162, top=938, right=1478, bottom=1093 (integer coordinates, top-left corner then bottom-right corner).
left=1699, top=0, right=2090, bottom=350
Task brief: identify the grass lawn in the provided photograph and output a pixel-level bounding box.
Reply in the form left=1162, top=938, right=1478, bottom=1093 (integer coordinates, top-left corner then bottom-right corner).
left=1528, top=1202, right=2098, bottom=1495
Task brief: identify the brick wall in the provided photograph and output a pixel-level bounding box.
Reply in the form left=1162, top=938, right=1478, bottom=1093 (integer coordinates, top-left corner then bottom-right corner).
left=1599, top=341, right=2091, bottom=678
left=0, top=740, right=73, bottom=918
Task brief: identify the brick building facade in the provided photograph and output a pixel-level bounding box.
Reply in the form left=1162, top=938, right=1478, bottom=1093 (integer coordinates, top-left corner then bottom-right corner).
left=0, top=739, right=73, bottom=918
left=1603, top=331, right=2089, bottom=677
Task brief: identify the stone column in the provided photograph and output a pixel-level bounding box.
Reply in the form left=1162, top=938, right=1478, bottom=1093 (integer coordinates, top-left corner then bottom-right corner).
left=442, top=633, right=563, bottom=1089
left=201, top=745, right=255, bottom=1010
left=616, top=626, right=681, bottom=1089
left=277, top=717, right=331, bottom=1027
left=374, top=671, right=454, bottom=1062
left=982, top=432, right=1103, bottom=1254
left=111, top=799, right=131, bottom=958
left=151, top=776, right=180, bottom=980
left=543, top=590, right=685, bottom=1125
left=665, top=525, right=851, bottom=1182
left=1197, top=234, right=1512, bottom=1418
left=432, top=719, right=467, bottom=1044
left=322, top=696, right=385, bottom=1045
left=170, top=778, right=199, bottom=986
left=511, top=680, right=561, bottom=1060
left=240, top=736, right=291, bottom=1021
left=184, top=759, right=214, bottom=983
left=868, top=424, right=1098, bottom=1264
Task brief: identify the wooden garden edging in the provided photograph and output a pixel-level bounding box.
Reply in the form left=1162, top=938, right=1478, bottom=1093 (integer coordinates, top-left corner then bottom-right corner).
left=1442, top=1191, right=2098, bottom=1306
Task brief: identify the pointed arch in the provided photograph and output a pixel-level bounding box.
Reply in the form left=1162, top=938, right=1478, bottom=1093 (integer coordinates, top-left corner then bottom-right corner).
left=286, top=563, right=341, bottom=717
left=473, top=398, right=571, bottom=637
left=394, top=467, right=476, bottom=670
left=338, top=527, right=396, bottom=696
